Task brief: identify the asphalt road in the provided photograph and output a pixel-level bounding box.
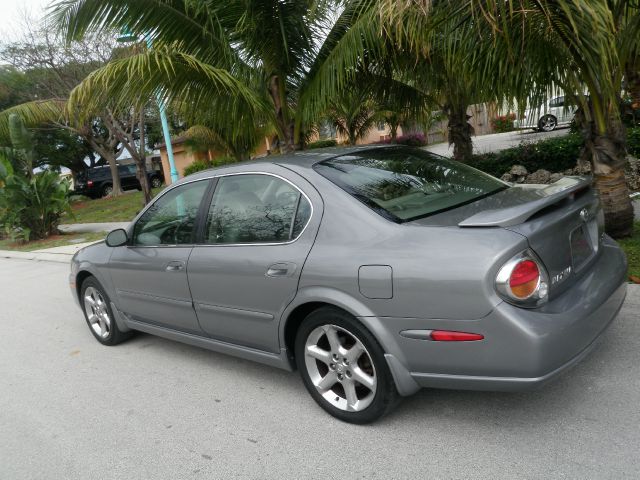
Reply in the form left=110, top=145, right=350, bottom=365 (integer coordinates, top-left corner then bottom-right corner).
left=1, top=258, right=639, bottom=480
left=425, top=127, right=569, bottom=157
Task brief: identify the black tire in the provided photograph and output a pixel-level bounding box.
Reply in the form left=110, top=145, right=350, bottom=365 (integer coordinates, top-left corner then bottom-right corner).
left=101, top=183, right=113, bottom=198
left=538, top=114, right=557, bottom=132
left=150, top=176, right=162, bottom=189
left=80, top=277, right=133, bottom=346
left=295, top=306, right=399, bottom=424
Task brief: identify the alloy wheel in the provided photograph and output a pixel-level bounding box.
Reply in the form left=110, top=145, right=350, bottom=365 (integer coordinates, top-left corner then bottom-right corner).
left=540, top=115, right=557, bottom=132
left=304, top=324, right=377, bottom=412
left=83, top=286, right=111, bottom=338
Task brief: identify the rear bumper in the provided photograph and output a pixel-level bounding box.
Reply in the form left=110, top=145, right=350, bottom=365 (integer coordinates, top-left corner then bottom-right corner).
left=410, top=281, right=625, bottom=391
left=382, top=238, right=627, bottom=393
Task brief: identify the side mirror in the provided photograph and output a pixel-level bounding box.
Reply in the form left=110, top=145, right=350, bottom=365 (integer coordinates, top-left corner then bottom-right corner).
left=105, top=228, right=129, bottom=247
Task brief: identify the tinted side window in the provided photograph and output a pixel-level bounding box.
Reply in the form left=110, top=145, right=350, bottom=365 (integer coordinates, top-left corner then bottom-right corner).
left=204, top=174, right=310, bottom=244
left=133, top=180, right=209, bottom=246
left=549, top=96, right=564, bottom=108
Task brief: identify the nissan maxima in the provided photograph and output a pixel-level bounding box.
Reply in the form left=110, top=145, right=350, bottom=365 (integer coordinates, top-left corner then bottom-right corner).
left=70, top=146, right=627, bottom=424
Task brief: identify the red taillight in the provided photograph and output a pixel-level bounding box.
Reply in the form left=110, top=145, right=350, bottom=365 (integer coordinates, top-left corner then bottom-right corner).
left=430, top=330, right=484, bottom=342
left=496, top=251, right=549, bottom=306
left=87, top=180, right=94, bottom=186
left=509, top=260, right=540, bottom=299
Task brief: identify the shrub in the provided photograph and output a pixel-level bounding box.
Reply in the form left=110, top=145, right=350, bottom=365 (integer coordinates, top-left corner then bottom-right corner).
left=395, top=133, right=427, bottom=146
left=183, top=156, right=238, bottom=177
left=307, top=139, right=337, bottom=149
left=0, top=170, right=72, bottom=241
left=628, top=127, right=640, bottom=158
left=491, top=113, right=517, bottom=133
left=470, top=133, right=584, bottom=177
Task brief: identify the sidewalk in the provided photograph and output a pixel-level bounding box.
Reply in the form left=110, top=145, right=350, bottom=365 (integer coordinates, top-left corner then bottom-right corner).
left=424, top=127, right=569, bottom=156
left=0, top=240, right=102, bottom=264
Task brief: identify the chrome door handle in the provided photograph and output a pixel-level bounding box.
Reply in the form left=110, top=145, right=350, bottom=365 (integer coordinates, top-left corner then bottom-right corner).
left=266, top=262, right=296, bottom=277
left=165, top=261, right=185, bottom=272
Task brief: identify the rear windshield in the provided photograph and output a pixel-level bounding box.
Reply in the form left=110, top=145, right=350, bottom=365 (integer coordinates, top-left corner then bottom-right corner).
left=313, top=147, right=508, bottom=222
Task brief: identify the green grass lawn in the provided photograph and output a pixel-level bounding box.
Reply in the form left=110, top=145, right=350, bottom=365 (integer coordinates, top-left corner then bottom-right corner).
left=618, top=221, right=640, bottom=282
left=66, top=188, right=162, bottom=224
left=0, top=231, right=106, bottom=252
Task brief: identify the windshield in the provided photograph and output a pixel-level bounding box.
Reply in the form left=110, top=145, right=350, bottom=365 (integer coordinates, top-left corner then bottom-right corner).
left=313, top=147, right=508, bottom=222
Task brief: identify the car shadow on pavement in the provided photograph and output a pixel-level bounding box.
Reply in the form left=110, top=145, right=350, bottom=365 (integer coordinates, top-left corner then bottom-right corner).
left=112, top=299, right=636, bottom=429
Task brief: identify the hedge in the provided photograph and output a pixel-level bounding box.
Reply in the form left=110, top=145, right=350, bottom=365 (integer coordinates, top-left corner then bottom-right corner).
left=306, top=139, right=337, bottom=149
left=183, top=156, right=237, bottom=177
left=469, top=133, right=583, bottom=177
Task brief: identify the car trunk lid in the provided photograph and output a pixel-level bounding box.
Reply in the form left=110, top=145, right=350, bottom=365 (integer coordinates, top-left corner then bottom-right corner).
left=412, top=176, right=604, bottom=298
left=460, top=177, right=603, bottom=297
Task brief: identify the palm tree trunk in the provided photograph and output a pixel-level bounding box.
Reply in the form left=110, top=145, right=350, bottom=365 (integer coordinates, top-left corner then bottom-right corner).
left=444, top=103, right=474, bottom=162
left=627, top=64, right=640, bottom=111
left=576, top=102, right=634, bottom=238
left=269, top=75, right=295, bottom=153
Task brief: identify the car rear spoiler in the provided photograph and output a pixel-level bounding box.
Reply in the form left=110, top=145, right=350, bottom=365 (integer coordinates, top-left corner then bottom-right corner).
left=458, top=176, right=592, bottom=228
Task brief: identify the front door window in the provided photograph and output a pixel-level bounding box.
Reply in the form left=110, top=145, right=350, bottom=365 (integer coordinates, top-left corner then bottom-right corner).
left=132, top=180, right=209, bottom=246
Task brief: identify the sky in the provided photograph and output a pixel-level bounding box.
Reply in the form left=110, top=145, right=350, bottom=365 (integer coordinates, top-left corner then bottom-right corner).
left=1, top=0, right=51, bottom=42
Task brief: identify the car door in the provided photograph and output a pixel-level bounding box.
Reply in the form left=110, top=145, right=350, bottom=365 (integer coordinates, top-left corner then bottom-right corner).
left=187, top=168, right=322, bottom=353
left=119, top=164, right=136, bottom=189
left=108, top=179, right=211, bottom=334
left=549, top=96, right=565, bottom=122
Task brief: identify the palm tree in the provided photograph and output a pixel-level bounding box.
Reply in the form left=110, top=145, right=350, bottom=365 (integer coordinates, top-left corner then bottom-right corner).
left=376, top=0, right=639, bottom=238
left=326, top=87, right=382, bottom=145
left=0, top=114, right=36, bottom=179
left=50, top=0, right=409, bottom=154
left=48, top=1, right=313, bottom=153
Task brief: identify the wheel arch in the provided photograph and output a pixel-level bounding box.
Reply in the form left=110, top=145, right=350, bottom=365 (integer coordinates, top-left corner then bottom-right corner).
left=75, top=270, right=94, bottom=301
left=279, top=287, right=408, bottom=368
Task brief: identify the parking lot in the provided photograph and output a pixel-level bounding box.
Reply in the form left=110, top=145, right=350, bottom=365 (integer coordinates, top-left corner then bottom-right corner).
left=1, top=257, right=639, bottom=479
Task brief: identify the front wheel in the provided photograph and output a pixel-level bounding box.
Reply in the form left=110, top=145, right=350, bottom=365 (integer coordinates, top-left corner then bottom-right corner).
left=295, top=307, right=399, bottom=424
left=150, top=176, right=163, bottom=189
left=538, top=114, right=557, bottom=132
left=81, top=277, right=132, bottom=346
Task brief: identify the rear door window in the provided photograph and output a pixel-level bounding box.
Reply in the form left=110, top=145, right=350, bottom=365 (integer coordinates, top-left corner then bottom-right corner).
left=204, top=174, right=311, bottom=244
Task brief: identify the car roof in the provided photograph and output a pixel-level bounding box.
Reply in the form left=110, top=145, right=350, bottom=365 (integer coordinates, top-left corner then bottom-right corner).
left=180, top=144, right=406, bottom=184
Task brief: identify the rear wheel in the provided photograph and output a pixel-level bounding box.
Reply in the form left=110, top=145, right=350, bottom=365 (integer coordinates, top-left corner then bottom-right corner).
left=81, top=277, right=132, bottom=346
left=295, top=307, right=399, bottom=424
left=151, top=176, right=162, bottom=189
left=538, top=114, right=557, bottom=132
left=101, top=183, right=113, bottom=197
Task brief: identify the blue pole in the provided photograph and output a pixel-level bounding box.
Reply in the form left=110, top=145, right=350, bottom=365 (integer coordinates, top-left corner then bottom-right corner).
left=146, top=37, right=179, bottom=183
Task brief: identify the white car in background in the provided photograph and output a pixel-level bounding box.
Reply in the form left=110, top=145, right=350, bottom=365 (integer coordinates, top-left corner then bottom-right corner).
left=513, top=96, right=576, bottom=132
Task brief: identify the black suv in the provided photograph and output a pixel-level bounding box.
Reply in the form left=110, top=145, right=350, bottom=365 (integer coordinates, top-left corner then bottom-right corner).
left=74, top=164, right=164, bottom=198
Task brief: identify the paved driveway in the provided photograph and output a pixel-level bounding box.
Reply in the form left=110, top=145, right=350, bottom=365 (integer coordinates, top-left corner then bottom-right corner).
left=425, top=128, right=569, bottom=157
left=1, top=258, right=639, bottom=479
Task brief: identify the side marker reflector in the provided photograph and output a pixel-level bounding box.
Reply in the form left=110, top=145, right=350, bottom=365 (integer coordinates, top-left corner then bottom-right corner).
left=430, top=330, right=484, bottom=342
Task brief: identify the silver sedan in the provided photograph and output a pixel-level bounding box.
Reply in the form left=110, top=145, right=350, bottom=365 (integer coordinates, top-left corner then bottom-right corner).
left=70, top=146, right=627, bottom=423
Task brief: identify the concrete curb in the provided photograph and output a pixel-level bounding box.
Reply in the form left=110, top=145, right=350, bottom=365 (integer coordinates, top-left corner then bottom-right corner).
left=0, top=249, right=72, bottom=263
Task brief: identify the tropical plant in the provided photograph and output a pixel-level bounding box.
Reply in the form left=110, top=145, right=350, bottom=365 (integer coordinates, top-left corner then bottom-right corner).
left=326, top=87, right=382, bottom=145
left=0, top=169, right=72, bottom=241
left=377, top=0, right=640, bottom=238
left=491, top=114, right=517, bottom=134
left=307, top=139, right=338, bottom=149
left=0, top=114, right=36, bottom=179
left=182, top=156, right=237, bottom=177
left=49, top=0, right=426, bottom=155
